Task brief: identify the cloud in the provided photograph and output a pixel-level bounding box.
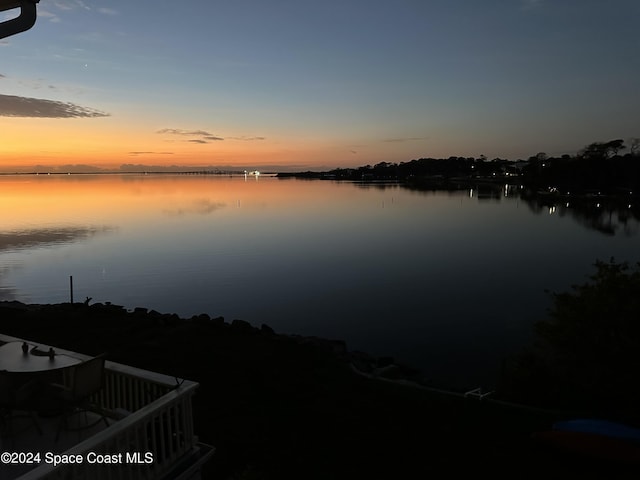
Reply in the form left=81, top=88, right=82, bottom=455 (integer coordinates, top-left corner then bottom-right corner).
left=0, top=74, right=5, bottom=78
left=52, top=0, right=90, bottom=11
left=98, top=8, right=118, bottom=16
left=39, top=1, right=92, bottom=23
left=38, top=10, right=62, bottom=23
left=128, top=151, right=174, bottom=156
left=17, top=77, right=88, bottom=96
left=157, top=128, right=265, bottom=144
left=0, top=94, right=109, bottom=118
left=157, top=128, right=225, bottom=144
left=227, top=136, right=266, bottom=141
left=157, top=128, right=215, bottom=136
left=382, top=137, right=428, bottom=143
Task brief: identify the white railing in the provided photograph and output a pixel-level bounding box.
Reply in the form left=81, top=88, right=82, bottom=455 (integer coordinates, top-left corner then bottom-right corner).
left=0, top=334, right=211, bottom=480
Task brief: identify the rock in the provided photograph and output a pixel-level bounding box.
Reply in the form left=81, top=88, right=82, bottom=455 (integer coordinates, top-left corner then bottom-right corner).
left=261, top=324, right=275, bottom=335
left=350, top=357, right=374, bottom=374
left=231, top=319, right=254, bottom=332
left=376, top=356, right=395, bottom=368
left=374, top=364, right=403, bottom=380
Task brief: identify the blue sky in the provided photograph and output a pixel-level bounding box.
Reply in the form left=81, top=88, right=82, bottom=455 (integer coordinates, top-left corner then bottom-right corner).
left=1, top=0, right=639, bottom=170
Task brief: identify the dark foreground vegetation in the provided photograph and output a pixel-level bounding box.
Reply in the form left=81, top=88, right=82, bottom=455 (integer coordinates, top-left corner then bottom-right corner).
left=500, top=260, right=640, bottom=422
left=2, top=260, right=640, bottom=479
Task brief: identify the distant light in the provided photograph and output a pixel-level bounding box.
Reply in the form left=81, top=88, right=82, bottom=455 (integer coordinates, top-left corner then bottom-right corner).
left=549, top=206, right=556, bottom=215
left=566, top=202, right=570, bottom=208
left=596, top=203, right=600, bottom=208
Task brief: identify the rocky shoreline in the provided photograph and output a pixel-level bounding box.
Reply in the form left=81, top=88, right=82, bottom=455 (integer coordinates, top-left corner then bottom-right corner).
left=0, top=300, right=632, bottom=479
left=0, top=300, right=429, bottom=386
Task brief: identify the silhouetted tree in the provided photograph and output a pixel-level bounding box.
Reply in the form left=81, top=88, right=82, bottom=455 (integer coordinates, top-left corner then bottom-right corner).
left=534, top=152, right=548, bottom=162
left=500, top=259, right=640, bottom=417
left=580, top=139, right=626, bottom=160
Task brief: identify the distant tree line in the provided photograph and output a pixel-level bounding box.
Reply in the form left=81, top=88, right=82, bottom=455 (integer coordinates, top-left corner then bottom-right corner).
left=279, top=138, right=640, bottom=193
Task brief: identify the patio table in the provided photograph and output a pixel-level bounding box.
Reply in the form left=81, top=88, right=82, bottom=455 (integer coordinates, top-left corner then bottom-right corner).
left=0, top=341, right=81, bottom=373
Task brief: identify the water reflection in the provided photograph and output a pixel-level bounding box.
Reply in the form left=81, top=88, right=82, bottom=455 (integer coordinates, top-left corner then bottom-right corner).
left=0, top=175, right=638, bottom=389
left=163, top=199, right=227, bottom=217
left=393, top=180, right=640, bottom=237
left=0, top=226, right=112, bottom=252
left=518, top=189, right=640, bottom=236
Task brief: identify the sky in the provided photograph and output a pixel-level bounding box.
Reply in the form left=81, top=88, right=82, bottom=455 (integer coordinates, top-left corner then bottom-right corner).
left=1, top=0, right=639, bottom=171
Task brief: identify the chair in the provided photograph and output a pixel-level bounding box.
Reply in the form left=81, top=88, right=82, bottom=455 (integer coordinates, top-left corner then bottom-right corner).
left=0, top=370, right=43, bottom=445
left=53, top=354, right=110, bottom=440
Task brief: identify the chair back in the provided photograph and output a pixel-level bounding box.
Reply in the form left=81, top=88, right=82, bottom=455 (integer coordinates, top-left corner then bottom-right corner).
left=70, top=354, right=105, bottom=400
left=0, top=371, right=11, bottom=405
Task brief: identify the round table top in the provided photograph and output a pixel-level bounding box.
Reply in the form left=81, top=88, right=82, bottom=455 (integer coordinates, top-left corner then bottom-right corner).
left=0, top=341, right=82, bottom=373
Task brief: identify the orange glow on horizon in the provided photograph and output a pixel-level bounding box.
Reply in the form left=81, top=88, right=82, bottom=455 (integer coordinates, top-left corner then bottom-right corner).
left=1, top=112, right=435, bottom=171
left=1, top=117, right=362, bottom=170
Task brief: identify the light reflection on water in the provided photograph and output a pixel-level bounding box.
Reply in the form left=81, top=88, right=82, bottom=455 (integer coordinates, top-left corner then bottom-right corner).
left=0, top=174, right=638, bottom=389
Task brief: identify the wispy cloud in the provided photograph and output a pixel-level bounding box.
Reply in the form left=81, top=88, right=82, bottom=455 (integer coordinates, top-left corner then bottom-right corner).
left=157, top=128, right=224, bottom=144
left=157, top=128, right=265, bottom=144
left=158, top=128, right=213, bottom=136
left=9, top=76, right=89, bottom=96
left=0, top=94, right=109, bottom=118
left=382, top=137, right=428, bottom=143
left=39, top=1, right=96, bottom=23
left=52, top=0, right=90, bottom=12
left=38, top=10, right=62, bottom=23
left=128, top=151, right=174, bottom=156
left=227, top=136, right=266, bottom=141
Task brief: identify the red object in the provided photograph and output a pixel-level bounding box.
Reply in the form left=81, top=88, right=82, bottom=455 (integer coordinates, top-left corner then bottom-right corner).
left=532, top=430, right=640, bottom=463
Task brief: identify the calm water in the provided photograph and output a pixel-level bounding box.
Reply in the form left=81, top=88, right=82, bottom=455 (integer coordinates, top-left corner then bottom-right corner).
left=1, top=174, right=638, bottom=388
